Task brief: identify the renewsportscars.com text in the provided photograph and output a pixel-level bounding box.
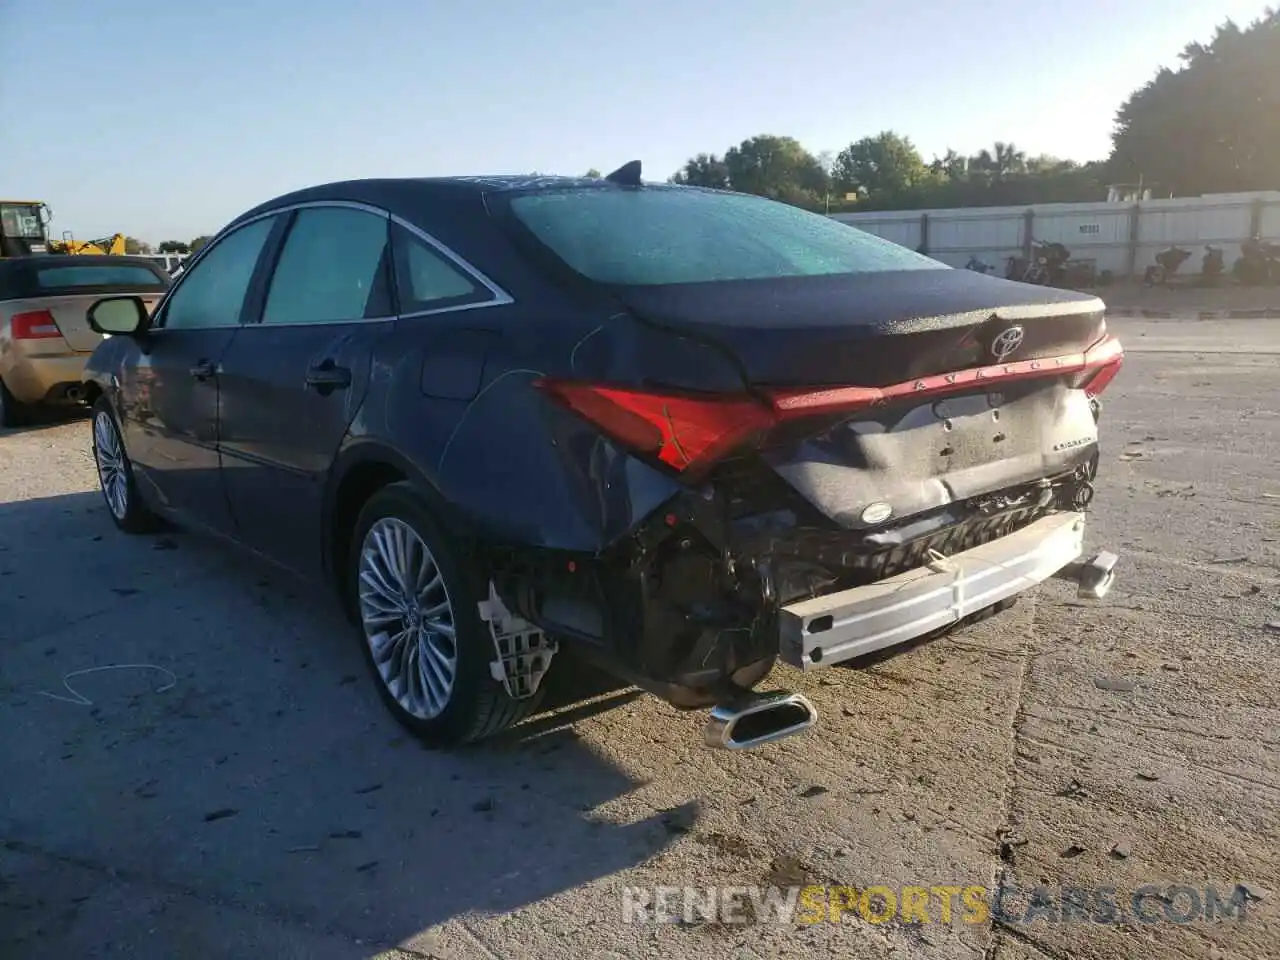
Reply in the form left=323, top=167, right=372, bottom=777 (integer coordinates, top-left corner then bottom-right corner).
left=620, top=883, right=1256, bottom=926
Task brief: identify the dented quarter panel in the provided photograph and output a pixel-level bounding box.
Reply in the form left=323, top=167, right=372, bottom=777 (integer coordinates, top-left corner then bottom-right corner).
left=345, top=288, right=735, bottom=552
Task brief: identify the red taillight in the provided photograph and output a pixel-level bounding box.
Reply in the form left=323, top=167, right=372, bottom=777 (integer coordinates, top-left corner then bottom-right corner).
left=10, top=310, right=62, bottom=340
left=535, top=380, right=774, bottom=475
left=1079, top=335, right=1124, bottom=396
left=538, top=335, right=1125, bottom=476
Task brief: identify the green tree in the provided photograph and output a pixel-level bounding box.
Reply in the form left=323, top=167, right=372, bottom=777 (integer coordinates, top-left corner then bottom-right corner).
left=832, top=131, right=933, bottom=201
left=1110, top=10, right=1280, bottom=195
left=929, top=149, right=969, bottom=183
left=189, top=235, right=213, bottom=253
left=670, top=152, right=730, bottom=189
left=583, top=168, right=602, bottom=178
left=124, top=236, right=152, bottom=255
left=722, top=135, right=826, bottom=207
left=158, top=240, right=189, bottom=253
left=970, top=141, right=1027, bottom=181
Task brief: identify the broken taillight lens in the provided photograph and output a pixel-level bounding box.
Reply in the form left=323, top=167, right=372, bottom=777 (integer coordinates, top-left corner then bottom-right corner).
left=539, top=335, right=1125, bottom=477
left=535, top=380, right=775, bottom=475
left=10, top=310, right=62, bottom=340
left=1078, top=335, right=1124, bottom=396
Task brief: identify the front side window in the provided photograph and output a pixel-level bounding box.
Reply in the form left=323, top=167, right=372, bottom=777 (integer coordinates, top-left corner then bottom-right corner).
left=261, top=207, right=390, bottom=325
left=161, top=217, right=275, bottom=330
left=503, top=186, right=948, bottom=286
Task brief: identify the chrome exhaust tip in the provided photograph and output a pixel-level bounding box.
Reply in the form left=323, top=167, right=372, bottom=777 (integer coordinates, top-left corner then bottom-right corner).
left=1054, top=550, right=1119, bottom=600
left=1076, top=550, right=1119, bottom=600
left=704, top=690, right=818, bottom=750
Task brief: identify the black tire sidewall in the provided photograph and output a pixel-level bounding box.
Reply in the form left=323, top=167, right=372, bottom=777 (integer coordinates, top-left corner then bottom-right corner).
left=91, top=398, right=156, bottom=533
left=347, top=481, right=511, bottom=747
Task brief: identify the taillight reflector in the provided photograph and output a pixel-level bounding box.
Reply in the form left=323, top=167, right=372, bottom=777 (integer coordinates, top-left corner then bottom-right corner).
left=535, top=380, right=774, bottom=475
left=769, top=335, right=1125, bottom=414
left=10, top=310, right=62, bottom=340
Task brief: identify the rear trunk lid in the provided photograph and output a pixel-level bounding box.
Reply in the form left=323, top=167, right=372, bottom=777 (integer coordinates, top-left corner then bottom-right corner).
left=608, top=270, right=1116, bottom=531
left=610, top=269, right=1106, bottom=387
left=5, top=294, right=162, bottom=351
left=0, top=256, right=169, bottom=351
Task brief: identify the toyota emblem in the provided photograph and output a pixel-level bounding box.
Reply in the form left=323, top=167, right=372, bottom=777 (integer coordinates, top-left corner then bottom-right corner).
left=990, top=325, right=1025, bottom=361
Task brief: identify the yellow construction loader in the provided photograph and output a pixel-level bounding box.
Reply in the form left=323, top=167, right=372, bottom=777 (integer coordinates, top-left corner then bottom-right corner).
left=47, top=231, right=127, bottom=255
left=0, top=199, right=51, bottom=256
left=1, top=199, right=126, bottom=257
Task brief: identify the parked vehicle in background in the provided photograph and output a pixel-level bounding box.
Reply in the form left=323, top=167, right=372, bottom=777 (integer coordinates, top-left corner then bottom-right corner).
left=0, top=255, right=170, bottom=426
left=80, top=164, right=1123, bottom=751
left=0, top=200, right=51, bottom=257
left=1016, top=240, right=1072, bottom=286
left=46, top=232, right=128, bottom=256
left=1233, top=237, right=1280, bottom=286
left=1144, top=245, right=1192, bottom=286
left=964, top=255, right=995, bottom=274
left=1, top=200, right=129, bottom=259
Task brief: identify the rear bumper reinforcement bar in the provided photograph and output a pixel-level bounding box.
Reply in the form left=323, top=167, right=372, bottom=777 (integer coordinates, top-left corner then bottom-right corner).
left=779, top=511, right=1111, bottom=669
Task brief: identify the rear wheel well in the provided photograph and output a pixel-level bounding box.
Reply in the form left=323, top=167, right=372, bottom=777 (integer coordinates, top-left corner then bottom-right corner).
left=329, top=461, right=407, bottom=600
left=81, top=381, right=103, bottom=407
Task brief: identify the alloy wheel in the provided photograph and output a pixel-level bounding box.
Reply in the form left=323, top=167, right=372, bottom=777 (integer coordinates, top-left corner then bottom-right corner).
left=93, top=411, right=129, bottom=520
left=357, top=517, right=458, bottom=720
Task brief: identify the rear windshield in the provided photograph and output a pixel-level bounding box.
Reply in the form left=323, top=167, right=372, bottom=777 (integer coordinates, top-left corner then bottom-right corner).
left=504, top=187, right=947, bottom=286
left=34, top=263, right=168, bottom=292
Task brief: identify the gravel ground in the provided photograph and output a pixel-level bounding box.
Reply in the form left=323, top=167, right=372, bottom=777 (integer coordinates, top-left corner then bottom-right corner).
left=1, top=315, right=1277, bottom=960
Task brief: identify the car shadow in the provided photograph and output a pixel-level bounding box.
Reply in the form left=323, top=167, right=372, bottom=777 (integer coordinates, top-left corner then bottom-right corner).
left=0, top=490, right=693, bottom=958
left=0, top=404, right=90, bottom=435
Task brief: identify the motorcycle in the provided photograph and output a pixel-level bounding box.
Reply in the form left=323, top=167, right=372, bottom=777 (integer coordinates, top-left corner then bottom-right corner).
left=1021, top=240, right=1071, bottom=286
left=1232, top=237, right=1280, bottom=286
left=1201, top=245, right=1224, bottom=285
left=1143, top=246, right=1192, bottom=286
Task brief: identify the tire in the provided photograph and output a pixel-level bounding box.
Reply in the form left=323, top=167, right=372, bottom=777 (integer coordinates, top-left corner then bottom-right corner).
left=91, top=399, right=162, bottom=533
left=0, top=377, right=31, bottom=428
left=348, top=481, right=544, bottom=747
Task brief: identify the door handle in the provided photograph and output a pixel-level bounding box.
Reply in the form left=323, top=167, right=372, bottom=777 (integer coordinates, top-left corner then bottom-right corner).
left=305, top=359, right=352, bottom=392
left=189, top=359, right=216, bottom=381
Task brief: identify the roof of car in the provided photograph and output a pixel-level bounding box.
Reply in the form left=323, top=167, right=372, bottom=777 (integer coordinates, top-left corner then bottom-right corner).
left=229, top=173, right=690, bottom=225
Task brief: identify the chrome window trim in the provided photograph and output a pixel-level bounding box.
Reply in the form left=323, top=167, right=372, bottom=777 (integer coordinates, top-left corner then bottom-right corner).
left=388, top=212, right=514, bottom=309
left=398, top=300, right=509, bottom=320
left=148, top=215, right=280, bottom=332
left=239, top=316, right=396, bottom=331
left=151, top=198, right=515, bottom=331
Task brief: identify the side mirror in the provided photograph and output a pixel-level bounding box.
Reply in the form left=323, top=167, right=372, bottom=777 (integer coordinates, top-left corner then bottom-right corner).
left=87, top=296, right=149, bottom=336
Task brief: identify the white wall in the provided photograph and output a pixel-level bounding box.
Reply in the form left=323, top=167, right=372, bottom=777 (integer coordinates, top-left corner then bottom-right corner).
left=833, top=191, right=1280, bottom=277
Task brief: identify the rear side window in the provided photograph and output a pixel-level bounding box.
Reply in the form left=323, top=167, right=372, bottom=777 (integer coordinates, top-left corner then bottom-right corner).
left=34, top=264, right=168, bottom=292
left=505, top=187, right=947, bottom=286
left=391, top=223, right=492, bottom=314
left=262, top=207, right=391, bottom=324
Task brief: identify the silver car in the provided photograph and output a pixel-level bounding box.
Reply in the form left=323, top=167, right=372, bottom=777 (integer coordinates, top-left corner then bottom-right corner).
left=0, top=255, right=169, bottom=426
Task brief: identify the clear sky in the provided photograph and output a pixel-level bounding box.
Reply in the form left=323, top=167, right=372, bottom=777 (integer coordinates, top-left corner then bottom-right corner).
left=0, top=0, right=1271, bottom=243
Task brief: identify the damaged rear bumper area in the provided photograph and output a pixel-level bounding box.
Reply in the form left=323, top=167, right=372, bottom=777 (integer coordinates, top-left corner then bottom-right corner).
left=780, top=510, right=1113, bottom=670
left=488, top=462, right=1118, bottom=750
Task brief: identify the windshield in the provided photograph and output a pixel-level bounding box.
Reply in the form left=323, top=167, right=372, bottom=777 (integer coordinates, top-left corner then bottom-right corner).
left=0, top=204, right=46, bottom=240
left=504, top=186, right=947, bottom=286
left=34, top=263, right=168, bottom=292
